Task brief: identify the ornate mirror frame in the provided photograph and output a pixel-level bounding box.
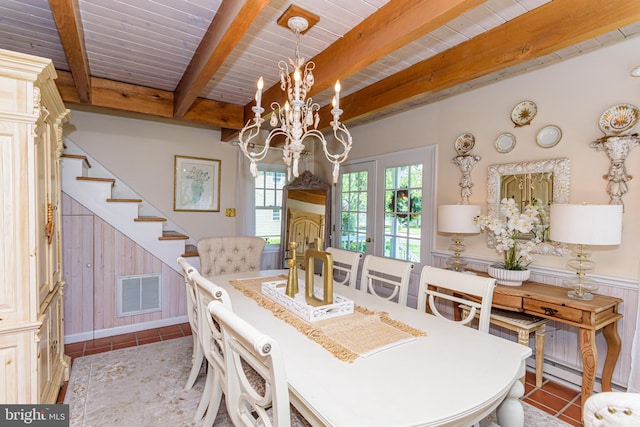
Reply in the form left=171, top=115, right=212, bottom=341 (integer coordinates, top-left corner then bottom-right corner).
left=487, top=158, right=570, bottom=256
left=279, top=170, right=332, bottom=268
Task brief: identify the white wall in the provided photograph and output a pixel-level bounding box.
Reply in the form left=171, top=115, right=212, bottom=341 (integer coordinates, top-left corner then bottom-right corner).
left=343, top=35, right=640, bottom=280
left=64, top=109, right=238, bottom=242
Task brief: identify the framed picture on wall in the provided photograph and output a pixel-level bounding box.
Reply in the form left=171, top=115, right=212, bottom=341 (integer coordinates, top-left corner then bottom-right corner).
left=174, top=155, right=221, bottom=212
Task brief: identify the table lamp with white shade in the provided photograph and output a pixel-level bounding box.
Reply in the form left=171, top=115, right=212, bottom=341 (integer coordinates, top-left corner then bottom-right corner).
left=438, top=204, right=481, bottom=272
left=550, top=204, right=623, bottom=300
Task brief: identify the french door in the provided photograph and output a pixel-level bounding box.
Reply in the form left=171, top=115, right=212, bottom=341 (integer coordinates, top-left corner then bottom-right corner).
left=335, top=161, right=376, bottom=256
left=335, top=146, right=435, bottom=270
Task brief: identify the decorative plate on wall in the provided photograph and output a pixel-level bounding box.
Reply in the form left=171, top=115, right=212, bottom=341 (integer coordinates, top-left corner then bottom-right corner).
left=495, top=132, right=516, bottom=153
left=454, top=132, right=475, bottom=155
left=511, top=100, right=537, bottom=127
left=598, top=103, right=640, bottom=136
left=536, top=125, right=562, bottom=148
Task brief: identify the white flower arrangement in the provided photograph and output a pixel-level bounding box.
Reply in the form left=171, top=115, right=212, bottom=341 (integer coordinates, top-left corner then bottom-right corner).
left=474, top=198, right=546, bottom=270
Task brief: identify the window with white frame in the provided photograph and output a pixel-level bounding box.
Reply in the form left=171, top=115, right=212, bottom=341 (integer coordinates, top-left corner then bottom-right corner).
left=255, top=170, right=286, bottom=245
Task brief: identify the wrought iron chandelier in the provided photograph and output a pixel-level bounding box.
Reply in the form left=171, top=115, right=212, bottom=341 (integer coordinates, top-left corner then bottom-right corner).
left=237, top=16, right=352, bottom=183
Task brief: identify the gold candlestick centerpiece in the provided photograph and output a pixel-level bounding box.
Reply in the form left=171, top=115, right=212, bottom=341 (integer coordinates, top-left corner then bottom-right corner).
left=305, top=238, right=334, bottom=306
left=285, top=242, right=299, bottom=297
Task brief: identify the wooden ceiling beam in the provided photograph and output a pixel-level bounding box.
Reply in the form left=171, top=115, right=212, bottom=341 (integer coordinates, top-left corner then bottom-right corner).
left=49, top=0, right=91, bottom=104
left=55, top=70, right=244, bottom=128
left=316, top=0, right=640, bottom=128
left=173, top=0, right=269, bottom=118
left=221, top=0, right=481, bottom=142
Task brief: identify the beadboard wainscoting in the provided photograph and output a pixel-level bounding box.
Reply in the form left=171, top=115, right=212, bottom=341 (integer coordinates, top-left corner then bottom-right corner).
left=432, top=251, right=638, bottom=391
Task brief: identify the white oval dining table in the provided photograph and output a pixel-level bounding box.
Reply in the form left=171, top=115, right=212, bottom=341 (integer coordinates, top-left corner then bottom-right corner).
left=206, top=270, right=532, bottom=427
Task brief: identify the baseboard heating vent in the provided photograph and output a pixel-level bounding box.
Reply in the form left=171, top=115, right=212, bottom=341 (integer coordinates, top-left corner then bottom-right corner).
left=117, top=273, right=162, bottom=317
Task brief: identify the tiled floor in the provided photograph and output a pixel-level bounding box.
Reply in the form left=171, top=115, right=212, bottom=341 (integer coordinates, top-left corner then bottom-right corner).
left=58, top=323, right=584, bottom=426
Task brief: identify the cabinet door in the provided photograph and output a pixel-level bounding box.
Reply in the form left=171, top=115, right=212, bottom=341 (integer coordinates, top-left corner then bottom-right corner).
left=49, top=126, right=64, bottom=288
left=36, top=311, right=52, bottom=401
left=0, top=332, right=35, bottom=403
left=0, top=121, right=31, bottom=323
left=38, top=293, right=66, bottom=403
left=34, top=121, right=53, bottom=303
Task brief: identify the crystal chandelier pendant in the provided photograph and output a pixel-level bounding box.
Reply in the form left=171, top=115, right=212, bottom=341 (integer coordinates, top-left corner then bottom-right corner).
left=237, top=14, right=353, bottom=183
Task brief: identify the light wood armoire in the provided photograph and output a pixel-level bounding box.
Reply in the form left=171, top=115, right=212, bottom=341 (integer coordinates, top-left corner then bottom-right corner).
left=0, top=49, right=70, bottom=403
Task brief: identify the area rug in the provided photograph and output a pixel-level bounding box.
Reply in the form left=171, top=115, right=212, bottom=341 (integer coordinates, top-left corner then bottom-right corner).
left=65, top=336, right=570, bottom=427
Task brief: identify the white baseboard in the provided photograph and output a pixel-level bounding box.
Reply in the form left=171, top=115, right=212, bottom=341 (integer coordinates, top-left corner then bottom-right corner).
left=64, top=315, right=189, bottom=343
left=525, top=357, right=628, bottom=392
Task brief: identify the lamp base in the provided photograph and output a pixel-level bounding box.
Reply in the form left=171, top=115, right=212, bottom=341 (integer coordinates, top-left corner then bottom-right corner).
left=567, top=289, right=594, bottom=300
left=562, top=276, right=598, bottom=301
left=446, top=256, right=467, bottom=272
left=446, top=234, right=467, bottom=272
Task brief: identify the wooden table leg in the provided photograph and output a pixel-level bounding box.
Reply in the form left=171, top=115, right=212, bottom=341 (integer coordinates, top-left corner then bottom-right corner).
left=534, top=325, right=546, bottom=388
left=601, top=321, right=622, bottom=392
left=579, top=328, right=597, bottom=408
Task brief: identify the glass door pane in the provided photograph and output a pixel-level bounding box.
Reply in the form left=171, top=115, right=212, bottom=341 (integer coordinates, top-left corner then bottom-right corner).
left=336, top=161, right=375, bottom=255
left=383, top=164, right=422, bottom=262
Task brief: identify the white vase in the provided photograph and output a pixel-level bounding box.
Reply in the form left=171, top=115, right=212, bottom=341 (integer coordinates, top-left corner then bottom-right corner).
left=487, top=264, right=530, bottom=286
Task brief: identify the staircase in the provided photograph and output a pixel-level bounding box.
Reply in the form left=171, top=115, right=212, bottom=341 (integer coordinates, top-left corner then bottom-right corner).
left=60, top=149, right=198, bottom=273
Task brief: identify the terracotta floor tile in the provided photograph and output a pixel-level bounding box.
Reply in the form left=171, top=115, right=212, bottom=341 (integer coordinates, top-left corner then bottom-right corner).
left=111, top=332, right=137, bottom=345
left=524, top=382, right=534, bottom=395
left=158, top=325, right=182, bottom=336
left=85, top=337, right=111, bottom=350
left=136, top=329, right=161, bottom=340
left=57, top=382, right=68, bottom=403
left=112, top=341, right=138, bottom=350
left=527, top=389, right=570, bottom=412
left=541, top=380, right=580, bottom=401
left=179, top=323, right=192, bottom=335
left=64, top=342, right=85, bottom=353
left=137, top=336, right=161, bottom=345
left=524, top=369, right=536, bottom=384
left=562, top=402, right=583, bottom=420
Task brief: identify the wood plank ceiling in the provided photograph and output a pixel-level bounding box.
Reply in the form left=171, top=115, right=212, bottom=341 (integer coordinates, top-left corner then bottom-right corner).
left=1, top=0, right=640, bottom=142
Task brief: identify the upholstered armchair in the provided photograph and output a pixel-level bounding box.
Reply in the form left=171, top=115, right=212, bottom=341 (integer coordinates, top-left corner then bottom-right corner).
left=197, top=236, right=265, bottom=276
left=583, top=392, right=640, bottom=427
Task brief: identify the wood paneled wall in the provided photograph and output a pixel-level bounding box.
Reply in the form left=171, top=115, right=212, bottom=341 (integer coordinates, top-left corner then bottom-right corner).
left=62, top=193, right=186, bottom=340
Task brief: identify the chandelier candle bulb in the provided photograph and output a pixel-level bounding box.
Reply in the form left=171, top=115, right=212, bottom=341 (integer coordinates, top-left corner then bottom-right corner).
left=256, top=77, right=263, bottom=108
left=334, top=80, right=340, bottom=110
left=294, top=69, right=300, bottom=99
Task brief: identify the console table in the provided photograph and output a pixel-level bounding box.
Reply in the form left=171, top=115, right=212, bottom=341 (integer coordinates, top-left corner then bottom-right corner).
left=489, top=278, right=622, bottom=407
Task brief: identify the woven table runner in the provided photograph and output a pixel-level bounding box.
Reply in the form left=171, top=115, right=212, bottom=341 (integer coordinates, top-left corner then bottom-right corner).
left=230, top=276, right=426, bottom=363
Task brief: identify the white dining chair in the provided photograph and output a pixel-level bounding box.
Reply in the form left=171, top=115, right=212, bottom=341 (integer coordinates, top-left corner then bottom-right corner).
left=192, top=272, right=233, bottom=425
left=177, top=257, right=204, bottom=392
left=209, top=300, right=309, bottom=427
left=583, top=392, right=640, bottom=427
left=359, top=255, right=414, bottom=305
left=197, top=236, right=265, bottom=276
left=417, top=266, right=496, bottom=333
left=326, top=247, right=362, bottom=288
